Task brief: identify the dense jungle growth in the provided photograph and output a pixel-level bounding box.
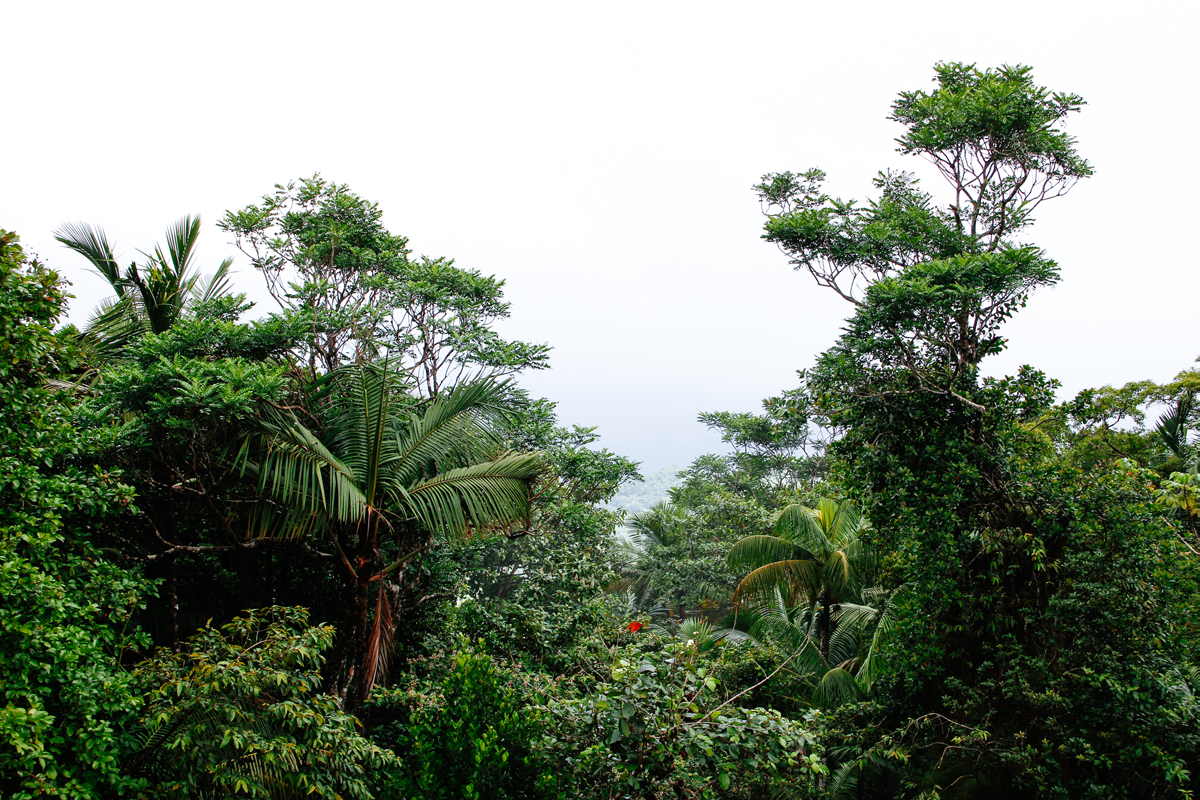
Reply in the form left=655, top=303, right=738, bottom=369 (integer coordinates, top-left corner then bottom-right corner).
left=3, top=62, right=1198, bottom=799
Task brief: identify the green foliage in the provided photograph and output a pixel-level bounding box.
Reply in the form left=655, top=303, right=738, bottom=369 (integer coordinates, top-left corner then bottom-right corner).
left=614, top=501, right=740, bottom=617
left=891, top=62, right=1093, bottom=241
left=756, top=62, right=1091, bottom=305
left=131, top=607, right=395, bottom=799
left=673, top=384, right=826, bottom=512
left=450, top=396, right=638, bottom=671
left=220, top=175, right=550, bottom=392
left=1044, top=368, right=1200, bottom=478
left=538, top=639, right=825, bottom=799
left=727, top=499, right=895, bottom=708
left=372, top=642, right=552, bottom=800
left=77, top=311, right=304, bottom=645
left=238, top=365, right=544, bottom=708
left=760, top=63, right=1200, bottom=796
left=0, top=229, right=152, bottom=799
left=55, top=215, right=235, bottom=365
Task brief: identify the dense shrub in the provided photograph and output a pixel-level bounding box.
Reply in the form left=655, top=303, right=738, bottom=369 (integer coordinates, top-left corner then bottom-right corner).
left=370, top=642, right=555, bottom=799
left=129, top=607, right=395, bottom=799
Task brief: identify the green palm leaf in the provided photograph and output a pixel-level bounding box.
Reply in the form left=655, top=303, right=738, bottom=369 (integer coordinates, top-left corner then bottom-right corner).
left=54, top=221, right=124, bottom=294
left=401, top=453, right=542, bottom=543
left=814, top=667, right=864, bottom=707
left=731, top=559, right=820, bottom=612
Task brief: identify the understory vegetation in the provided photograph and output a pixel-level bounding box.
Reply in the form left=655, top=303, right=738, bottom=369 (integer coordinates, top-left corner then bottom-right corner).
left=3, top=62, right=1198, bottom=799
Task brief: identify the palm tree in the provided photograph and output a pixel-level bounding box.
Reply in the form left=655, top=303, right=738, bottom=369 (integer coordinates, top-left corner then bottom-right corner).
left=747, top=583, right=896, bottom=707
left=237, top=364, right=542, bottom=710
left=729, top=498, right=869, bottom=657
left=54, top=215, right=233, bottom=362
left=728, top=498, right=891, bottom=706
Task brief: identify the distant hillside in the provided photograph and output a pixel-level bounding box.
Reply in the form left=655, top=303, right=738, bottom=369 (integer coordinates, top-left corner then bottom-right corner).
left=607, top=465, right=685, bottom=515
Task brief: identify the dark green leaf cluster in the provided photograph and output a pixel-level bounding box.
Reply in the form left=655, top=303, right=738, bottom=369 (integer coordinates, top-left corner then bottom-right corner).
left=538, top=639, right=826, bottom=798
left=0, top=230, right=154, bottom=800
left=131, top=607, right=395, bottom=799
left=371, top=642, right=554, bottom=800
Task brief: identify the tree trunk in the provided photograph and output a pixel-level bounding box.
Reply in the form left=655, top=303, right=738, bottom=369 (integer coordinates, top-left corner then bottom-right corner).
left=347, top=577, right=372, bottom=712
left=818, top=590, right=831, bottom=663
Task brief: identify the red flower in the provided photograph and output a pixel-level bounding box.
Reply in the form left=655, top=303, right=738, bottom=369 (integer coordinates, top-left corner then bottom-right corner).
left=628, top=622, right=644, bottom=633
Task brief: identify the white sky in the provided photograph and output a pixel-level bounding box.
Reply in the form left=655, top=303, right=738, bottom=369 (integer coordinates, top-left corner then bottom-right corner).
left=4, top=1, right=1198, bottom=471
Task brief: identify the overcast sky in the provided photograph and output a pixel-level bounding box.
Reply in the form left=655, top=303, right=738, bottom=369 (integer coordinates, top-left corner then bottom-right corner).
left=5, top=1, right=1198, bottom=471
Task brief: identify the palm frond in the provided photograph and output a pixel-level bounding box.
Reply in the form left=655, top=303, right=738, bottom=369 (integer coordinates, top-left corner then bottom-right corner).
left=195, top=257, right=236, bottom=303
left=822, top=547, right=862, bottom=598
left=362, top=585, right=396, bottom=695
left=240, top=412, right=367, bottom=539
left=826, top=605, right=875, bottom=669
left=385, top=375, right=514, bottom=484
left=827, top=757, right=866, bottom=800
left=819, top=497, right=865, bottom=545
left=855, top=595, right=897, bottom=695
left=76, top=295, right=146, bottom=364
left=731, top=559, right=819, bottom=612
left=729, top=534, right=806, bottom=571
left=627, top=501, right=690, bottom=547
left=54, top=221, right=124, bottom=293
left=775, top=503, right=832, bottom=554
left=815, top=667, right=864, bottom=707
left=398, top=453, right=543, bottom=543
left=162, top=213, right=204, bottom=279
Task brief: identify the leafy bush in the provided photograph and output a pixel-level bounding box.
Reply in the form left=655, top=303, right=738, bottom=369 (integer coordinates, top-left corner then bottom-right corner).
left=371, top=641, right=555, bottom=800
left=0, top=228, right=152, bottom=800
left=130, top=607, right=394, bottom=799
left=538, top=638, right=825, bottom=799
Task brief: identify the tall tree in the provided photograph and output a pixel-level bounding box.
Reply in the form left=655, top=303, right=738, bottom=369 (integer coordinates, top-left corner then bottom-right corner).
left=219, top=176, right=550, bottom=392
left=759, top=63, right=1198, bottom=796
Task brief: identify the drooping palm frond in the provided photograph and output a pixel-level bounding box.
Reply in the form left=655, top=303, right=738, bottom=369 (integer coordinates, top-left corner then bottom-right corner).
left=54, top=221, right=124, bottom=293
left=748, top=613, right=826, bottom=669
left=238, top=409, right=368, bottom=540
left=362, top=585, right=396, bottom=695
left=400, top=453, right=542, bottom=543
left=76, top=295, right=147, bottom=364
left=387, top=376, right=515, bottom=480
left=815, top=667, right=864, bottom=707
left=854, top=593, right=898, bottom=695
left=729, top=534, right=809, bottom=571
left=731, top=558, right=820, bottom=612
left=826, top=742, right=901, bottom=800
left=826, top=610, right=868, bottom=670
